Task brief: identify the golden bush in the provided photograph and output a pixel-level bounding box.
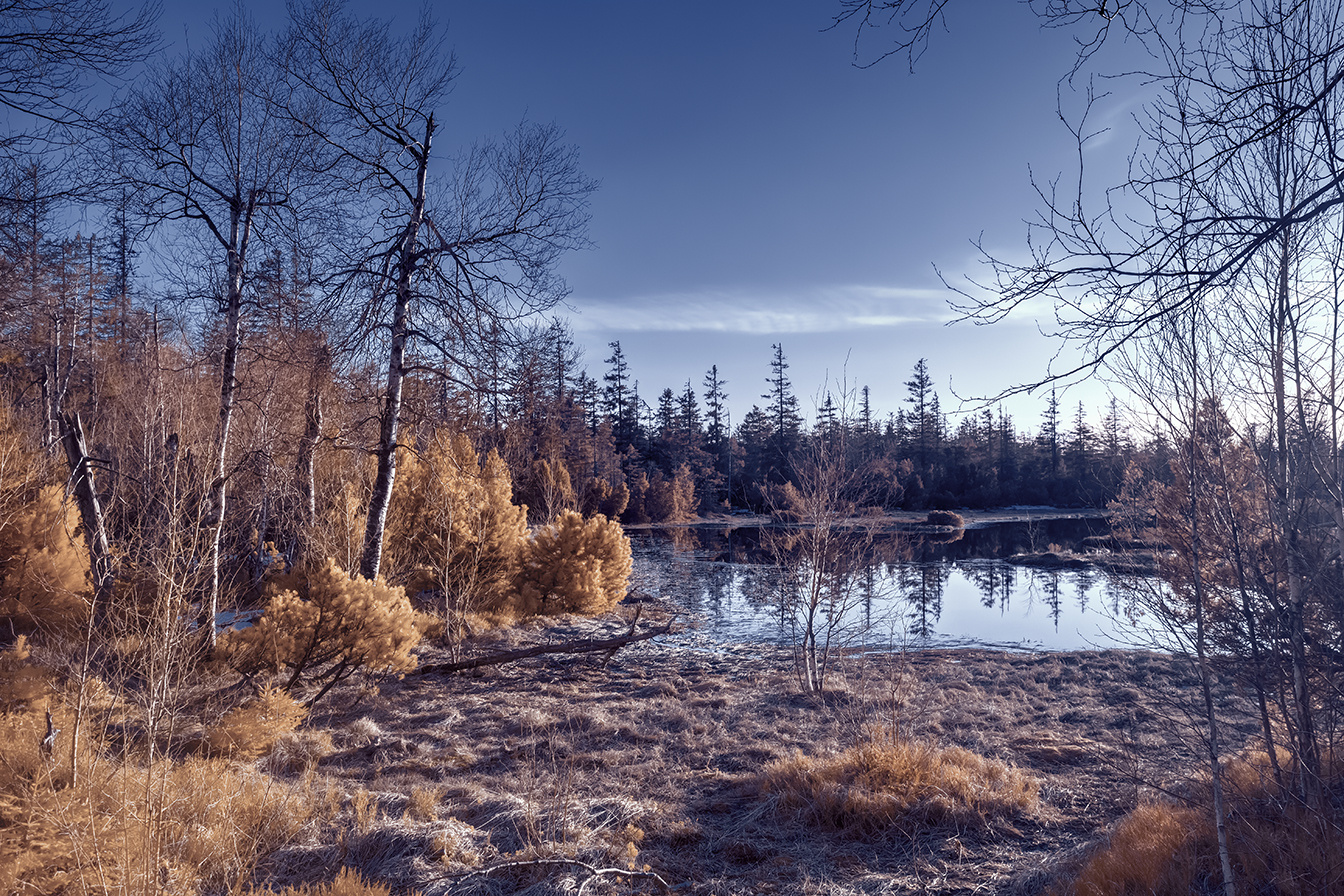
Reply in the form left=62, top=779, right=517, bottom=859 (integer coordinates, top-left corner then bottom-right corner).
left=1055, top=747, right=1344, bottom=895
left=219, top=557, right=420, bottom=701
left=383, top=432, right=528, bottom=613
left=762, top=737, right=1039, bottom=834
left=515, top=511, right=633, bottom=616
left=579, top=476, right=629, bottom=520
left=0, top=484, right=91, bottom=634
left=644, top=465, right=697, bottom=523
left=0, top=635, right=49, bottom=711
left=1056, top=802, right=1203, bottom=896
left=516, top=457, right=577, bottom=523
left=206, top=684, right=309, bottom=759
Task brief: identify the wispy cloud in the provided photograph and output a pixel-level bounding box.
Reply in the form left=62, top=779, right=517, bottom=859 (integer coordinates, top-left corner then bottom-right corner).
left=568, top=284, right=954, bottom=334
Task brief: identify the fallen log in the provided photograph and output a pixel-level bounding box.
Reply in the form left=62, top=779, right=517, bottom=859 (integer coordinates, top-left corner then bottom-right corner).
left=414, top=612, right=673, bottom=676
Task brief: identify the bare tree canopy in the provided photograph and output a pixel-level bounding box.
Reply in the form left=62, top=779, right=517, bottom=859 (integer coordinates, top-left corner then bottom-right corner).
left=0, top=0, right=158, bottom=148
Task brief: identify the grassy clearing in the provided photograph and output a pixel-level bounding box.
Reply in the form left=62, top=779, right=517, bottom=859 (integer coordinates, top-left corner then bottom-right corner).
left=0, top=610, right=1276, bottom=895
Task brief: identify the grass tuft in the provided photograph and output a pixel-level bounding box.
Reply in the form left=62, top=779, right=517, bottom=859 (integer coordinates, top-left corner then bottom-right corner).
left=246, top=865, right=396, bottom=895
left=761, top=736, right=1038, bottom=834
left=1058, top=802, right=1203, bottom=896
left=925, top=510, right=965, bottom=527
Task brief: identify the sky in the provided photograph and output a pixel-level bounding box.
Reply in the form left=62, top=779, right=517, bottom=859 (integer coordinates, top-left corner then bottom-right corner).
left=150, top=1, right=1141, bottom=433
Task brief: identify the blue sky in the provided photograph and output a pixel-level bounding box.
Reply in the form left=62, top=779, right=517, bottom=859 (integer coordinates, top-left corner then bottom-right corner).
left=153, top=1, right=1136, bottom=432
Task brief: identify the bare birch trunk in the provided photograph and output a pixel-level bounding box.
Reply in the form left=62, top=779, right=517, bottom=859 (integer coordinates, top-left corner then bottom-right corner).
left=359, top=116, right=434, bottom=582
left=203, top=198, right=254, bottom=652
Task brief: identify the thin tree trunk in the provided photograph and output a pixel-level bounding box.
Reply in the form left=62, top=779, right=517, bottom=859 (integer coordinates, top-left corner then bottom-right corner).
left=292, top=392, right=321, bottom=570
left=1184, top=313, right=1236, bottom=896
left=60, top=410, right=112, bottom=790
left=203, top=197, right=254, bottom=652
left=59, top=411, right=114, bottom=607
left=360, top=116, right=434, bottom=582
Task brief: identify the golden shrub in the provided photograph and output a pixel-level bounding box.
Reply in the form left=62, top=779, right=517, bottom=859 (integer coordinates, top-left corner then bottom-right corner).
left=762, top=737, right=1039, bottom=834
left=0, top=635, right=49, bottom=711
left=1057, top=802, right=1203, bottom=896
left=1055, top=747, right=1344, bottom=896
left=383, top=432, right=528, bottom=612
left=206, top=684, right=309, bottom=759
left=644, top=465, right=697, bottom=523
left=515, top=511, right=633, bottom=616
left=516, top=457, right=577, bottom=523
left=219, top=557, right=420, bottom=697
left=0, top=484, right=91, bottom=634
left=579, top=476, right=629, bottom=520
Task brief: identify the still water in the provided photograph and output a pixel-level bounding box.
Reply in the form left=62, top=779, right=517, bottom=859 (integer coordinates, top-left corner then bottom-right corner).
left=630, top=518, right=1145, bottom=651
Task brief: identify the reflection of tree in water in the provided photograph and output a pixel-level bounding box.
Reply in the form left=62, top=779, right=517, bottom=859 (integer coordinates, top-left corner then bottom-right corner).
left=1069, top=568, right=1095, bottom=614
left=861, top=563, right=878, bottom=630
left=634, top=526, right=1135, bottom=649
left=702, top=562, right=733, bottom=619
left=1025, top=569, right=1064, bottom=630
left=663, top=526, right=703, bottom=554
left=898, top=562, right=949, bottom=639
left=960, top=560, right=1015, bottom=610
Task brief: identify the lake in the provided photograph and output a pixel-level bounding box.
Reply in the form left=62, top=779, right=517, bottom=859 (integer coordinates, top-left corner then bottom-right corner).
left=629, top=517, right=1149, bottom=651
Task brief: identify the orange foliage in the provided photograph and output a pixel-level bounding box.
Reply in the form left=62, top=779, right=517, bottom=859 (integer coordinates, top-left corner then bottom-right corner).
left=220, top=558, right=420, bottom=699
left=515, top=511, right=632, bottom=616
left=0, top=484, right=91, bottom=634
left=383, top=431, right=528, bottom=612
left=206, top=684, right=309, bottom=759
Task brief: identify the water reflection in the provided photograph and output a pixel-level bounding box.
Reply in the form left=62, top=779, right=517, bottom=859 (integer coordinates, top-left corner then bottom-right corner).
left=630, top=521, right=1139, bottom=651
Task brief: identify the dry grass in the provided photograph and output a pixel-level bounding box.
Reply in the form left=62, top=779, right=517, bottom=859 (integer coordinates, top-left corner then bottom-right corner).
left=205, top=684, right=308, bottom=760
left=1054, top=802, right=1204, bottom=896
left=0, top=732, right=314, bottom=894
left=1, top=605, right=1275, bottom=895
left=1052, top=748, right=1344, bottom=896
left=246, top=866, right=395, bottom=895
left=762, top=737, right=1040, bottom=834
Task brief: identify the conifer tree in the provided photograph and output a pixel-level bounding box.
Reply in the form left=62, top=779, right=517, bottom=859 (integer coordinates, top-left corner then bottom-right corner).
left=762, top=343, right=802, bottom=481
left=703, top=364, right=729, bottom=465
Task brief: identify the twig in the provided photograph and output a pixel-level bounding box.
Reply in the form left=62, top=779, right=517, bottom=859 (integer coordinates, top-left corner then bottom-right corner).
left=453, top=856, right=684, bottom=894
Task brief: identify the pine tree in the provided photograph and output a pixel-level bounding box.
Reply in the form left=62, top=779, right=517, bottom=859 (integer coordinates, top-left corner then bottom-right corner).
left=703, top=364, right=729, bottom=465
left=603, top=341, right=636, bottom=448
left=762, top=343, right=802, bottom=480
left=904, top=358, right=935, bottom=467
left=677, top=380, right=701, bottom=444
left=1041, top=388, right=1061, bottom=476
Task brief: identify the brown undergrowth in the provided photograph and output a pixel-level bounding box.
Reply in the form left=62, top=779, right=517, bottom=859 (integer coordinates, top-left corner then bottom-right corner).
left=1053, top=747, right=1344, bottom=895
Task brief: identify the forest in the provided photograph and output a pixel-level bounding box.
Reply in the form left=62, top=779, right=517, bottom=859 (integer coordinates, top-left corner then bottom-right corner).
left=4, top=1, right=1344, bottom=895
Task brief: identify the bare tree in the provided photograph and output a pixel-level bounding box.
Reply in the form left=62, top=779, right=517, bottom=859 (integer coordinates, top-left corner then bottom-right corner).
left=112, top=9, right=318, bottom=648
left=768, top=386, right=887, bottom=693
left=282, top=0, right=596, bottom=581
left=839, top=1, right=1344, bottom=884
left=0, top=0, right=158, bottom=153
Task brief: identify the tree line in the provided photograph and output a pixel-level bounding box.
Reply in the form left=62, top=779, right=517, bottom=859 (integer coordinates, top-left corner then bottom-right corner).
left=485, top=336, right=1155, bottom=520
